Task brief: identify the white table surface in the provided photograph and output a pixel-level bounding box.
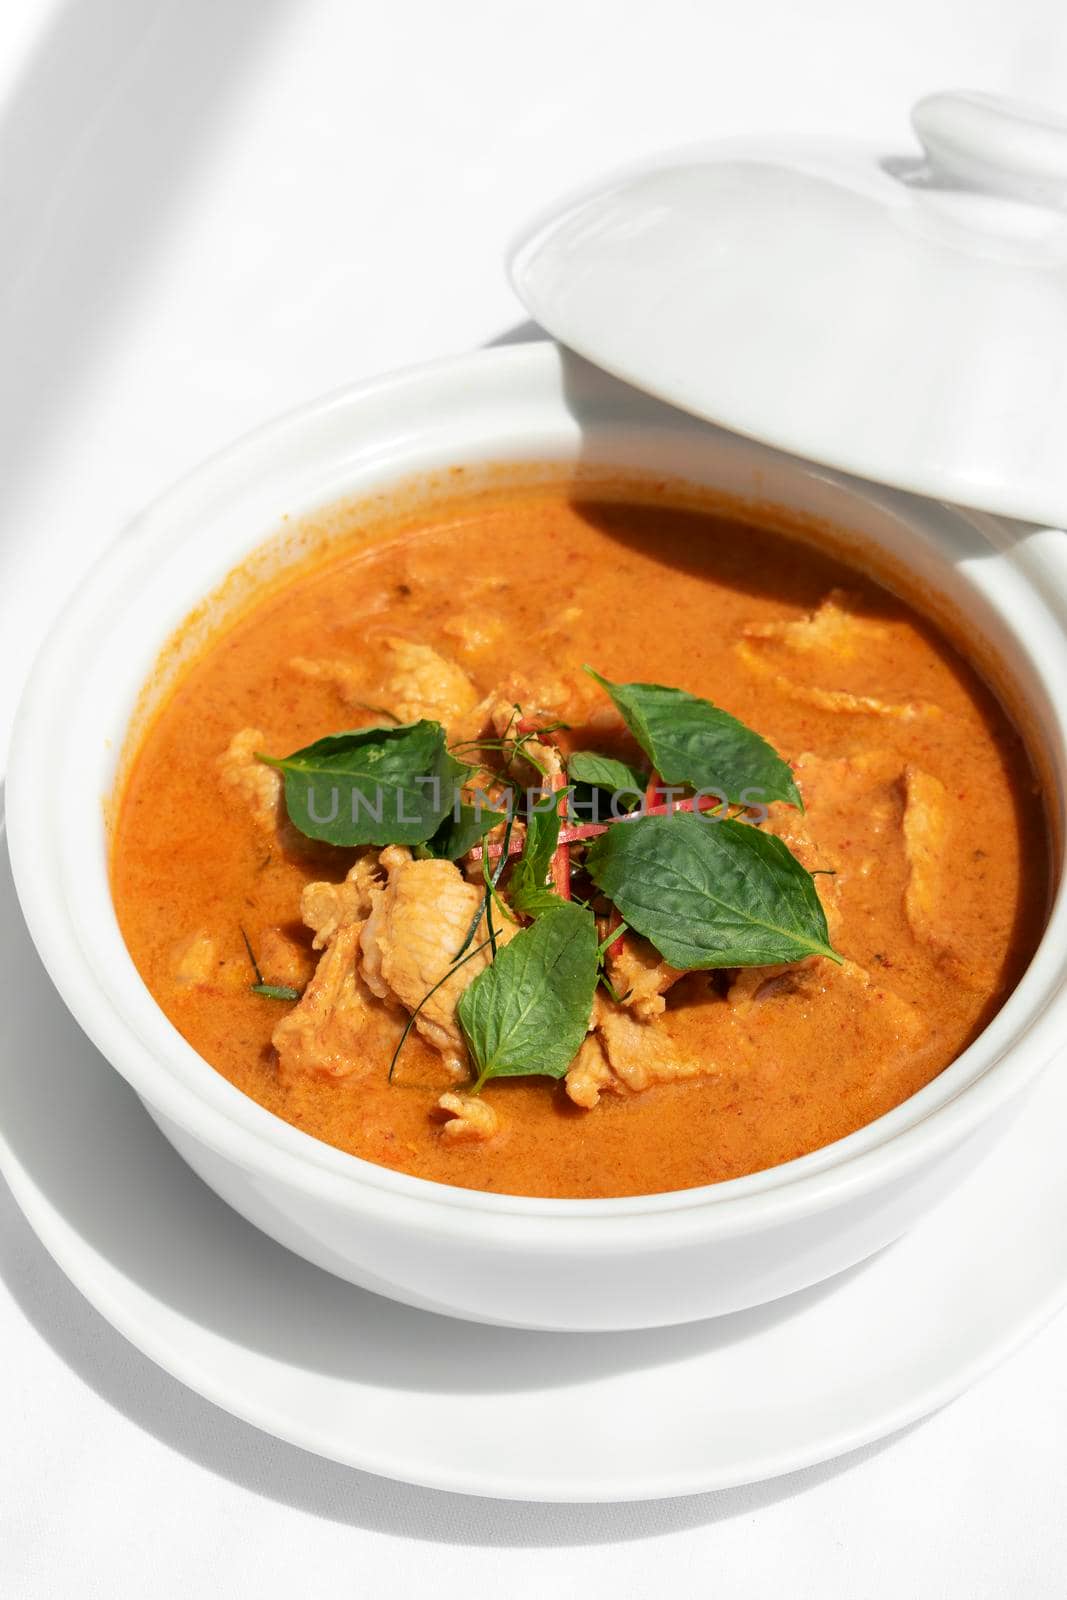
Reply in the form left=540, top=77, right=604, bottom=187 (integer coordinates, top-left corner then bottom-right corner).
left=2, top=1, right=1066, bottom=1593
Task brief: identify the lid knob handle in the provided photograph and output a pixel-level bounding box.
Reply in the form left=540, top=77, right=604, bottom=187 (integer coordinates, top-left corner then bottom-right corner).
left=912, top=90, right=1067, bottom=208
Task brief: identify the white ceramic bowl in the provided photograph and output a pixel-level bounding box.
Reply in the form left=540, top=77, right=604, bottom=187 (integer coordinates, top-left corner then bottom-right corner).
left=8, top=342, right=1067, bottom=1331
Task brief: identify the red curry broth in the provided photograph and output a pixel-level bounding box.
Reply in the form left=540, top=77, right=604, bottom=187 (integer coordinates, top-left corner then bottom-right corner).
left=110, top=485, right=1048, bottom=1198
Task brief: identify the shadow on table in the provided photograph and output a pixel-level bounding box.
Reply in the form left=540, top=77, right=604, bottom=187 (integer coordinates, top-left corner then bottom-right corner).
left=0, top=0, right=291, bottom=540
left=0, top=1173, right=915, bottom=1544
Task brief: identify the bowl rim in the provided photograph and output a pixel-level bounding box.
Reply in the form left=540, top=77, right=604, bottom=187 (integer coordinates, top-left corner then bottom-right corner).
left=7, top=340, right=1067, bottom=1242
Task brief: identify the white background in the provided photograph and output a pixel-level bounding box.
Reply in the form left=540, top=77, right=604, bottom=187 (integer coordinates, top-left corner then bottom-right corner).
left=2, top=1, right=1066, bottom=1594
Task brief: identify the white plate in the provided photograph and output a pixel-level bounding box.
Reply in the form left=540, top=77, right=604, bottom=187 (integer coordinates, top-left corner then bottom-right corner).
left=1, top=838, right=1064, bottom=1503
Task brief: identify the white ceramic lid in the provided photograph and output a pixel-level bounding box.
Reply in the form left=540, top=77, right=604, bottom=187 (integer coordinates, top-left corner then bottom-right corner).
left=510, top=91, right=1067, bottom=527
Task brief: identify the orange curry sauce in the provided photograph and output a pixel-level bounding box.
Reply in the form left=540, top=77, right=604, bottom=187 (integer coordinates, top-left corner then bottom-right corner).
left=111, top=486, right=1049, bottom=1197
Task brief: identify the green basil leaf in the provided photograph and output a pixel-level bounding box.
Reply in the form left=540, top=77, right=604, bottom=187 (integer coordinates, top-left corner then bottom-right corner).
left=509, top=805, right=564, bottom=918
left=512, top=884, right=566, bottom=918
left=250, top=982, right=301, bottom=1001
left=584, top=668, right=801, bottom=809
left=567, top=750, right=646, bottom=812
left=258, top=720, right=470, bottom=847
left=458, top=902, right=598, bottom=1085
left=420, top=802, right=507, bottom=860
left=585, top=811, right=838, bottom=968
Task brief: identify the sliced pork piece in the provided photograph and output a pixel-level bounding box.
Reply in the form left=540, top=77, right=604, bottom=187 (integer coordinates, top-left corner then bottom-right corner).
left=783, top=749, right=985, bottom=984
left=256, top=925, right=315, bottom=991
left=779, top=748, right=906, bottom=902
left=727, top=955, right=924, bottom=1049
left=487, top=666, right=601, bottom=743
left=780, top=678, right=940, bottom=721
left=724, top=952, right=927, bottom=1124
left=171, top=930, right=217, bottom=986
left=604, top=932, right=684, bottom=1021
left=174, top=927, right=304, bottom=995
left=301, top=851, right=385, bottom=950
left=272, top=922, right=384, bottom=1082
left=289, top=655, right=368, bottom=704
left=737, top=641, right=941, bottom=719
left=371, top=635, right=492, bottom=742
left=217, top=726, right=339, bottom=861
left=436, top=1092, right=500, bottom=1143
left=218, top=728, right=292, bottom=844
left=900, top=765, right=950, bottom=946
left=741, top=589, right=889, bottom=656
left=441, top=613, right=505, bottom=655
left=171, top=930, right=237, bottom=989
left=292, top=636, right=489, bottom=743
left=360, top=845, right=517, bottom=1078
left=760, top=769, right=845, bottom=946
left=899, top=765, right=991, bottom=987
left=596, top=1005, right=706, bottom=1093
left=565, top=1033, right=618, bottom=1110
left=737, top=592, right=940, bottom=720
left=485, top=680, right=565, bottom=787
left=564, top=996, right=706, bottom=1108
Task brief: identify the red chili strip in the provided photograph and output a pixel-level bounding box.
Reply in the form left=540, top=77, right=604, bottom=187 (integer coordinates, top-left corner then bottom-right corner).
left=548, top=768, right=571, bottom=900
left=470, top=792, right=725, bottom=863
left=605, top=906, right=625, bottom=961
left=507, top=717, right=571, bottom=898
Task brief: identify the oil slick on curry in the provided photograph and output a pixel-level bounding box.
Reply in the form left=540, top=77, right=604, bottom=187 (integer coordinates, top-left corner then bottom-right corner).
left=111, top=485, right=1049, bottom=1198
